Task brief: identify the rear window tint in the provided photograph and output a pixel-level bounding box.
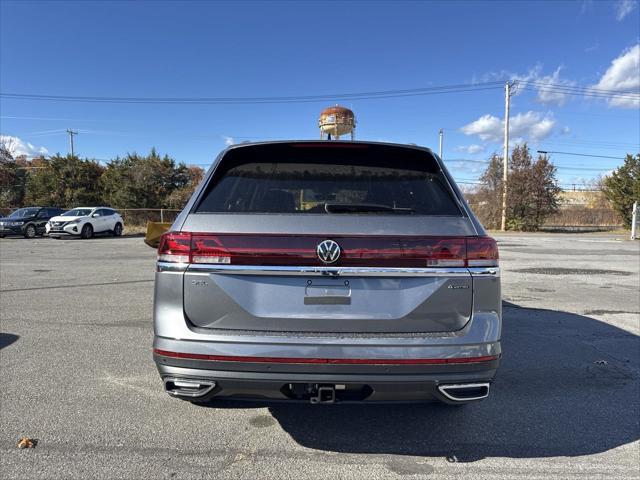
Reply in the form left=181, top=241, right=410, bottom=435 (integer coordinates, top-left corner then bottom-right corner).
left=195, top=143, right=462, bottom=216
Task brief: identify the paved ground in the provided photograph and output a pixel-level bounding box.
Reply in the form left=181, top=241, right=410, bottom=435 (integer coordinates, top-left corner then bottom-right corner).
left=0, top=233, right=639, bottom=479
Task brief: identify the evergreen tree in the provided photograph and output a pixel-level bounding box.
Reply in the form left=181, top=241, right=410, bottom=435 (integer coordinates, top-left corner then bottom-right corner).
left=601, top=153, right=640, bottom=228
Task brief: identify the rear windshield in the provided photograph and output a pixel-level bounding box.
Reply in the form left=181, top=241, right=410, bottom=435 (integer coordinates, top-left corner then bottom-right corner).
left=195, top=143, right=462, bottom=216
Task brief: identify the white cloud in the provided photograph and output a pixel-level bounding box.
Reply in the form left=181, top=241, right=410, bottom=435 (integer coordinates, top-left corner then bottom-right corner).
left=480, top=63, right=577, bottom=106
left=614, top=0, right=637, bottom=20
left=590, top=44, right=640, bottom=108
left=222, top=136, right=235, bottom=146
left=460, top=115, right=502, bottom=142
left=455, top=144, right=486, bottom=155
left=533, top=66, right=577, bottom=106
left=461, top=111, right=556, bottom=143
left=0, top=135, right=49, bottom=158
left=512, top=111, right=556, bottom=141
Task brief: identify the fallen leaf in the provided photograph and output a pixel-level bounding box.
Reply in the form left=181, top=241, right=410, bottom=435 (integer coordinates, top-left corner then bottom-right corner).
left=17, top=437, right=37, bottom=449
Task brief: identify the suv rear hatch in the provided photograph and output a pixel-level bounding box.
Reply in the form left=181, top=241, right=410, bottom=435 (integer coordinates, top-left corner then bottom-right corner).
left=162, top=142, right=496, bottom=334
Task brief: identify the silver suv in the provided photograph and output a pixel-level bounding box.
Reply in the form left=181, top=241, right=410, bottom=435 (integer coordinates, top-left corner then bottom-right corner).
left=153, top=141, right=501, bottom=405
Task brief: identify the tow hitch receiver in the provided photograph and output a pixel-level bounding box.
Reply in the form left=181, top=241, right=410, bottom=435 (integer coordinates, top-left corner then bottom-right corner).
left=310, top=385, right=336, bottom=404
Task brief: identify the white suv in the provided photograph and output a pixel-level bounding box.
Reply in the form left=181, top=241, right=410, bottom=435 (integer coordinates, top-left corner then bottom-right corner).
left=47, top=207, right=124, bottom=239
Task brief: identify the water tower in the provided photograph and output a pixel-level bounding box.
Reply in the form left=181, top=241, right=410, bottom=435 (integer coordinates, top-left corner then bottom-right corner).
left=318, top=105, right=356, bottom=140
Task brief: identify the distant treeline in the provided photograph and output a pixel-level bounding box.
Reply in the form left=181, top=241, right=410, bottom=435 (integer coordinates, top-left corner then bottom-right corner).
left=0, top=146, right=204, bottom=211
left=1, top=142, right=636, bottom=230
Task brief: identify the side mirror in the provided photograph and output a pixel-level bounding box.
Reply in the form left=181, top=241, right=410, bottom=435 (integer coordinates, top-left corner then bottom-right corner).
left=92, top=213, right=99, bottom=218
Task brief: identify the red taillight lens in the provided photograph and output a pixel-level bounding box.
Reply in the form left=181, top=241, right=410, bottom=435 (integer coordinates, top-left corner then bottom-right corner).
left=402, top=238, right=466, bottom=267
left=466, top=237, right=499, bottom=267
left=157, top=233, right=498, bottom=268
left=157, top=232, right=191, bottom=263
left=191, top=234, right=232, bottom=264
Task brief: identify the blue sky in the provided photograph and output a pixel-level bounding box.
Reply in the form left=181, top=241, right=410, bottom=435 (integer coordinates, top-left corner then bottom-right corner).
left=1, top=0, right=639, bottom=189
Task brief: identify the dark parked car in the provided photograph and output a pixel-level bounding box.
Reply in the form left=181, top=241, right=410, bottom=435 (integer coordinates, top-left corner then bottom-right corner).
left=0, top=207, right=65, bottom=238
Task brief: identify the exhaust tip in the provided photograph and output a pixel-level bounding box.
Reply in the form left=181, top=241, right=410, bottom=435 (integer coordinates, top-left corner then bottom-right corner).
left=164, top=377, right=216, bottom=398
left=437, top=383, right=490, bottom=402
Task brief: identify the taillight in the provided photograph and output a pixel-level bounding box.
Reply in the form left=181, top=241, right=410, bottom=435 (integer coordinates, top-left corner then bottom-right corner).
left=466, top=237, right=499, bottom=267
left=191, top=234, right=231, bottom=264
left=157, top=232, right=191, bottom=263
left=402, top=238, right=466, bottom=267
left=157, top=233, right=498, bottom=268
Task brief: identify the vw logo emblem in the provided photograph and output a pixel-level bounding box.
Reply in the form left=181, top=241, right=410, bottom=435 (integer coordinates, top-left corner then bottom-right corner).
left=317, top=239, right=341, bottom=264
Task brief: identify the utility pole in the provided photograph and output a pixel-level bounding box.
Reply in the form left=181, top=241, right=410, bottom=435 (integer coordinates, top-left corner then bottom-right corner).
left=500, top=81, right=512, bottom=232
left=66, top=129, right=78, bottom=157
left=438, top=129, right=443, bottom=159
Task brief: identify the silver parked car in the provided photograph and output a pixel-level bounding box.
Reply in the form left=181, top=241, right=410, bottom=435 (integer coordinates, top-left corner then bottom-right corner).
left=153, top=141, right=501, bottom=405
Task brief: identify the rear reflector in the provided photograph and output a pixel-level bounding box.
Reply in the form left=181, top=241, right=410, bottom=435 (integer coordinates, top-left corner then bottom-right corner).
left=153, top=349, right=499, bottom=365
left=157, top=232, right=498, bottom=268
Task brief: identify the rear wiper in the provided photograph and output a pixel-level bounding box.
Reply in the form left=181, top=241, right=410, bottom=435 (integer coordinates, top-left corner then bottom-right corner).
left=324, top=203, right=415, bottom=214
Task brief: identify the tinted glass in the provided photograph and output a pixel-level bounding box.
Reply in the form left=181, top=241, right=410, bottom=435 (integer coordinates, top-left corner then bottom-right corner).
left=8, top=208, right=40, bottom=218
left=195, top=143, right=462, bottom=216
left=62, top=209, right=92, bottom=217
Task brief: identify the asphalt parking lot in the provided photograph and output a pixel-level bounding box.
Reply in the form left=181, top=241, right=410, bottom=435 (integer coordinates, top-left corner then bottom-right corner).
left=0, top=233, right=638, bottom=479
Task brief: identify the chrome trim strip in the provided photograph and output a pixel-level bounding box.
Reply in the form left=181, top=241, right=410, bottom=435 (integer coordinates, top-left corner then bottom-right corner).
left=437, top=383, right=490, bottom=402
left=157, top=262, right=189, bottom=273
left=185, top=264, right=471, bottom=277
left=468, top=267, right=500, bottom=277
left=157, top=262, right=499, bottom=277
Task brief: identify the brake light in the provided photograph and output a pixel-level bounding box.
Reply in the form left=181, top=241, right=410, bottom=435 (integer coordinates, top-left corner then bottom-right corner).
left=191, top=234, right=231, bottom=264
left=157, top=233, right=498, bottom=268
left=466, top=237, right=499, bottom=267
left=402, top=238, right=466, bottom=267
left=289, top=142, right=369, bottom=149
left=157, top=232, right=191, bottom=263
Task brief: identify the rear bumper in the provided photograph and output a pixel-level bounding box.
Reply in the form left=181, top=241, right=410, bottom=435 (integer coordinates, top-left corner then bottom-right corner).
left=155, top=363, right=498, bottom=403
left=153, top=346, right=500, bottom=403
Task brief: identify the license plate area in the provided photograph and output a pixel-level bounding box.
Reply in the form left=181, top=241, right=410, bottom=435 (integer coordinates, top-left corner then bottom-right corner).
left=304, top=283, right=351, bottom=305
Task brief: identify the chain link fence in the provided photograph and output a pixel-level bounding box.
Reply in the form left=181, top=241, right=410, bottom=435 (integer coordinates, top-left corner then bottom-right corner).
left=0, top=205, right=627, bottom=232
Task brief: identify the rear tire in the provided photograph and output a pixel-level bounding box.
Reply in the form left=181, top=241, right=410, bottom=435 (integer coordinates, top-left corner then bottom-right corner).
left=112, top=223, right=123, bottom=237
left=24, top=224, right=37, bottom=239
left=80, top=224, right=93, bottom=239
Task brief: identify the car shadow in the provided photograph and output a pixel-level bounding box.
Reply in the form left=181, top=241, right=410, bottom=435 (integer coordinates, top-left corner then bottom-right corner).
left=0, top=333, right=19, bottom=349
left=197, top=302, right=640, bottom=462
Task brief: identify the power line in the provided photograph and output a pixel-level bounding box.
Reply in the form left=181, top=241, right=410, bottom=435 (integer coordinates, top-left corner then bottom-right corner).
left=517, top=81, right=640, bottom=100
left=536, top=150, right=624, bottom=160
left=3, top=80, right=636, bottom=104
left=446, top=158, right=615, bottom=171
left=522, top=80, right=640, bottom=95
left=0, top=82, right=506, bottom=105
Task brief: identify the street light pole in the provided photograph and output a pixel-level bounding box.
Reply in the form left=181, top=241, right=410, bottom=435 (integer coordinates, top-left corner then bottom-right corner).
left=438, top=129, right=443, bottom=159
left=500, top=82, right=511, bottom=232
